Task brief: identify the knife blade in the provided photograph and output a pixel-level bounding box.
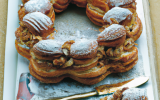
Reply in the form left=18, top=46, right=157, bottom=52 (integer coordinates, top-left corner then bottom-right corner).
left=47, top=76, right=149, bottom=100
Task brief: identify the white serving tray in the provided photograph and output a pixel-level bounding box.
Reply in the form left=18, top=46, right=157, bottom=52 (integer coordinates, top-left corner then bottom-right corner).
left=3, top=0, right=155, bottom=100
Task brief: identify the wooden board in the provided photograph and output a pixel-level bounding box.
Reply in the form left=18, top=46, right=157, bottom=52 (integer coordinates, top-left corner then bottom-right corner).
left=0, top=0, right=8, bottom=100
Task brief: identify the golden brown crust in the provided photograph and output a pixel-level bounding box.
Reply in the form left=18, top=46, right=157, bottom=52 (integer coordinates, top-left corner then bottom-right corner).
left=124, top=16, right=142, bottom=41
left=109, top=56, right=138, bottom=73
left=71, top=0, right=87, bottom=7
left=30, top=59, right=95, bottom=78
left=86, top=0, right=109, bottom=26
left=30, top=57, right=99, bottom=77
left=130, top=16, right=143, bottom=41
left=73, top=57, right=96, bottom=65
left=15, top=40, right=31, bottom=60
left=31, top=50, right=62, bottom=61
left=72, top=57, right=99, bottom=71
left=29, top=56, right=138, bottom=85
left=18, top=7, right=26, bottom=21
left=109, top=46, right=138, bottom=62
left=123, top=38, right=136, bottom=51
left=86, top=7, right=105, bottom=26
left=98, top=35, right=126, bottom=47
left=97, top=24, right=126, bottom=47
left=51, top=0, right=71, bottom=13
left=29, top=66, right=111, bottom=85
left=87, top=0, right=109, bottom=12
left=32, top=41, right=64, bottom=61
left=121, top=8, right=142, bottom=41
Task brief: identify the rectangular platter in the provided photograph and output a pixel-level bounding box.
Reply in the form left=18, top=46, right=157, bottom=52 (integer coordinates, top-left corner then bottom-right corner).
left=3, top=0, right=159, bottom=99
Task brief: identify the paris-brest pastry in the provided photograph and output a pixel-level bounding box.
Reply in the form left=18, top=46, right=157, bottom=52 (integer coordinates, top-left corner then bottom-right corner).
left=15, top=0, right=143, bottom=85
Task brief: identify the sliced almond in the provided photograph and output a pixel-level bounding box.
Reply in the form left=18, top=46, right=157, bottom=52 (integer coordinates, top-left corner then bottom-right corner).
left=62, top=58, right=74, bottom=68
left=62, top=49, right=69, bottom=56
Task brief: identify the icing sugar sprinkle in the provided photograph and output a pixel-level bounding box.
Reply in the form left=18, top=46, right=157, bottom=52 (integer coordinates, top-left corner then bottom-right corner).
left=109, top=0, right=134, bottom=7
left=70, top=38, right=98, bottom=55
left=103, top=7, right=133, bottom=24
left=34, top=40, right=63, bottom=54
left=106, top=88, right=147, bottom=100
left=122, top=88, right=147, bottom=100
left=97, top=24, right=126, bottom=41
left=23, top=12, right=53, bottom=32
left=24, top=0, right=51, bottom=14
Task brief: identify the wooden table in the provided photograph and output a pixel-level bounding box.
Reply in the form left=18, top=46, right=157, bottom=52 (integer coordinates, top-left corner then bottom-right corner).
left=0, top=0, right=160, bottom=99
left=0, top=0, right=8, bottom=99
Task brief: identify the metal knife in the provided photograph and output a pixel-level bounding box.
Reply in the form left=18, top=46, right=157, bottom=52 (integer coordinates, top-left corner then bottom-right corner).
left=46, top=76, right=149, bottom=100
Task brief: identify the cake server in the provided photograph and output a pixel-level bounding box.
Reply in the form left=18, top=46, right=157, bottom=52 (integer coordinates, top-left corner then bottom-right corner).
left=47, top=76, right=149, bottom=100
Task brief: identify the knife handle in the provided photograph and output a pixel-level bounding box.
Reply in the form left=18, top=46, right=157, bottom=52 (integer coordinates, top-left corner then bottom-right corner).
left=47, top=91, right=97, bottom=100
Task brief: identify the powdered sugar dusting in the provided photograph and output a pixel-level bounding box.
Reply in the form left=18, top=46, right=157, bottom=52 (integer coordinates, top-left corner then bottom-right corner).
left=97, top=24, right=126, bottom=41
left=53, top=5, right=100, bottom=41
left=23, top=12, right=53, bottom=32
left=109, top=0, right=134, bottom=7
left=70, top=38, right=98, bottom=55
left=34, top=40, right=63, bottom=54
left=122, top=88, right=147, bottom=100
left=106, top=95, right=114, bottom=100
left=103, top=7, right=132, bottom=24
left=24, top=0, right=52, bottom=14
left=106, top=88, right=147, bottom=100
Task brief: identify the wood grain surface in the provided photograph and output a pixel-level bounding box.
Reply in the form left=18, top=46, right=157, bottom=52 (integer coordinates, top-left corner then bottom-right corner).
left=0, top=0, right=160, bottom=100
left=0, top=0, right=8, bottom=99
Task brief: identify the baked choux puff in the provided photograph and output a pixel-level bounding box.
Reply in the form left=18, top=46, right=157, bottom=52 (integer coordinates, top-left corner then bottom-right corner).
left=31, top=40, right=64, bottom=61
left=62, top=39, right=99, bottom=70
left=108, top=46, right=138, bottom=66
left=15, top=12, right=54, bottom=59
left=18, top=0, right=55, bottom=22
left=103, top=7, right=142, bottom=41
left=103, top=7, right=133, bottom=24
left=22, top=12, right=54, bottom=37
left=122, top=14, right=143, bottom=41
left=97, top=24, right=126, bottom=47
left=50, top=0, right=71, bottom=13
left=106, top=0, right=136, bottom=10
left=86, top=0, right=109, bottom=26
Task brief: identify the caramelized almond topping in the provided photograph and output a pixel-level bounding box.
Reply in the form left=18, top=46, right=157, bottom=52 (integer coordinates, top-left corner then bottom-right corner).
left=62, top=58, right=74, bottom=68
left=61, top=40, right=75, bottom=50
left=53, top=57, right=67, bottom=66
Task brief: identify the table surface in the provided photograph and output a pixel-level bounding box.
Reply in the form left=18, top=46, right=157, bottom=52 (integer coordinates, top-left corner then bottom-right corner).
left=0, top=0, right=160, bottom=99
